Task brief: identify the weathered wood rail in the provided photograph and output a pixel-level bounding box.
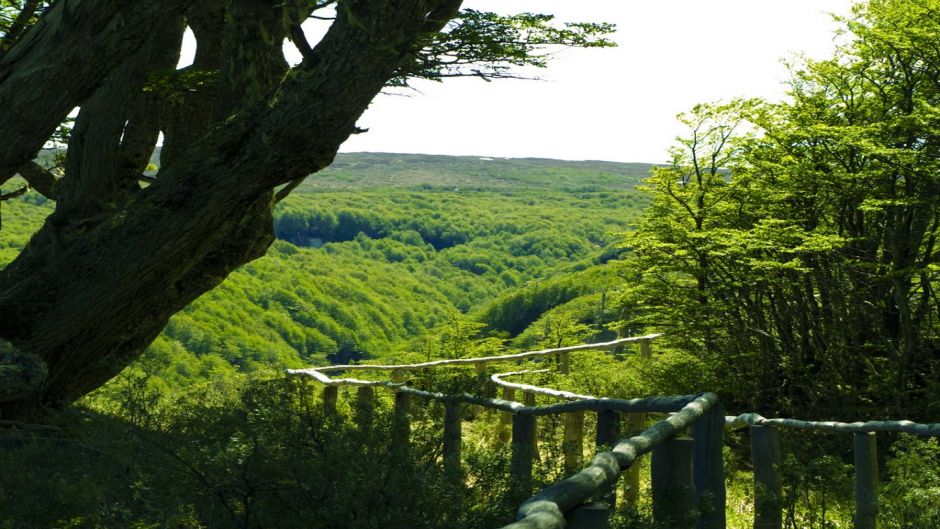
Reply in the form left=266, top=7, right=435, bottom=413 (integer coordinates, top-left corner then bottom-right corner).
left=724, top=413, right=940, bottom=529
left=287, top=335, right=940, bottom=529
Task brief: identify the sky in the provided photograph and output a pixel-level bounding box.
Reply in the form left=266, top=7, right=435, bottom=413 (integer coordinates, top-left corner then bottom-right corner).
left=183, top=1, right=859, bottom=164
left=337, top=1, right=858, bottom=164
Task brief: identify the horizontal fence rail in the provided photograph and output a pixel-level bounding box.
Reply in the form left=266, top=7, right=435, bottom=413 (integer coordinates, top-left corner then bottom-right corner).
left=726, top=412, right=940, bottom=436
left=288, top=367, right=700, bottom=416
left=286, top=335, right=940, bottom=529
left=290, top=335, right=662, bottom=375
left=491, top=370, right=597, bottom=401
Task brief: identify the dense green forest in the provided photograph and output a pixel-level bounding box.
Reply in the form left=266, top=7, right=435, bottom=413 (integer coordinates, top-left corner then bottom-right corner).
left=617, top=0, right=940, bottom=422
left=2, top=1, right=939, bottom=528
left=0, top=154, right=651, bottom=392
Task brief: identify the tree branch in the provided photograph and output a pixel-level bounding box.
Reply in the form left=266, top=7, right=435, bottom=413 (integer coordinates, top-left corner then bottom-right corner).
left=423, top=0, right=463, bottom=33
left=0, top=0, right=193, bottom=183
left=0, top=0, right=43, bottom=54
left=54, top=13, right=184, bottom=221
left=0, top=185, right=28, bottom=201
left=289, top=24, right=315, bottom=61
left=16, top=160, right=58, bottom=199
left=274, top=176, right=306, bottom=203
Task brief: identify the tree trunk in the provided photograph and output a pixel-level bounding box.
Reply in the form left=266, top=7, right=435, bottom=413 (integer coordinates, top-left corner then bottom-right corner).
left=0, top=0, right=465, bottom=418
left=0, top=0, right=193, bottom=184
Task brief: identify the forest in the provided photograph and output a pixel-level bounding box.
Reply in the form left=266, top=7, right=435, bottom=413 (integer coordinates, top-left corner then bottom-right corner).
left=2, top=0, right=940, bottom=528
left=1, top=153, right=651, bottom=401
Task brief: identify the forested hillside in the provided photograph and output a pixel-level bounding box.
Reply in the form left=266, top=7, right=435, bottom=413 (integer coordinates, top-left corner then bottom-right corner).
left=0, top=153, right=651, bottom=390
left=4, top=3, right=939, bottom=528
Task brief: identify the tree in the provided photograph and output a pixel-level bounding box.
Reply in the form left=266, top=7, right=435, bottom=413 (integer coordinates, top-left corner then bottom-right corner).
left=0, top=0, right=613, bottom=417
left=622, top=0, right=940, bottom=419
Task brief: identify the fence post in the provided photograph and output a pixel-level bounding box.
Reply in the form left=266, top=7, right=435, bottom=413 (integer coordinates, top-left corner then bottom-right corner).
left=322, top=385, right=338, bottom=414
left=523, top=392, right=538, bottom=455
left=443, top=402, right=462, bottom=475
left=652, top=436, right=694, bottom=528
left=475, top=361, right=495, bottom=399
left=499, top=387, right=516, bottom=443
left=595, top=409, right=621, bottom=507
left=523, top=391, right=536, bottom=407
left=853, top=432, right=878, bottom=529
left=622, top=340, right=653, bottom=504
left=355, top=386, right=375, bottom=427
left=692, top=402, right=725, bottom=529
left=392, top=390, right=411, bottom=451
left=511, top=413, right=537, bottom=497
left=564, top=410, right=585, bottom=475
left=566, top=502, right=610, bottom=529
left=624, top=413, right=645, bottom=504
left=559, top=352, right=571, bottom=375
left=751, top=425, right=782, bottom=529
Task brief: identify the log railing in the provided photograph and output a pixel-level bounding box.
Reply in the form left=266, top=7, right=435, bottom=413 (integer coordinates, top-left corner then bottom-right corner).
left=724, top=413, right=940, bottom=529
left=287, top=335, right=940, bottom=529
left=292, top=335, right=662, bottom=377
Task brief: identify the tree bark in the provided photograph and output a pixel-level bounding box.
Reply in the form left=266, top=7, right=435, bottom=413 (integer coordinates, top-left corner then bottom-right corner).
left=0, top=0, right=193, bottom=184
left=0, top=0, right=465, bottom=417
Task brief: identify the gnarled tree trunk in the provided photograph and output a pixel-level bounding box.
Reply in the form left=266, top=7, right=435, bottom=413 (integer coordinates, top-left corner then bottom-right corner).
left=0, top=0, right=464, bottom=418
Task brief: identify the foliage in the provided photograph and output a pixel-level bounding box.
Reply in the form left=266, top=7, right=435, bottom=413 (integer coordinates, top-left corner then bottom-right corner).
left=620, top=0, right=940, bottom=420
left=881, top=434, right=940, bottom=529
left=0, top=1, right=46, bottom=53
left=0, top=373, right=520, bottom=529
left=397, top=10, right=615, bottom=85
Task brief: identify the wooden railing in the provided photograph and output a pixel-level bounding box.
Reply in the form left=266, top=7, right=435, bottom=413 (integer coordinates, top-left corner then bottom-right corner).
left=724, top=413, right=940, bottom=529
left=287, top=335, right=940, bottom=529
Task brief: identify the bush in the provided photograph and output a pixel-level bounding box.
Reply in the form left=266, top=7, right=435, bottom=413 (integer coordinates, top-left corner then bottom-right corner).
left=881, top=434, right=940, bottom=529
left=0, top=374, right=517, bottom=529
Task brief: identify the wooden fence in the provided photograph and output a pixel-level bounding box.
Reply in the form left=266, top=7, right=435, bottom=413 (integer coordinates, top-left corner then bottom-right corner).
left=287, top=335, right=940, bottom=529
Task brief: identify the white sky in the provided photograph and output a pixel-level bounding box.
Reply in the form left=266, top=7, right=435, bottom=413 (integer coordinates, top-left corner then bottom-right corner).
left=345, top=0, right=857, bottom=164
left=185, top=1, right=858, bottom=164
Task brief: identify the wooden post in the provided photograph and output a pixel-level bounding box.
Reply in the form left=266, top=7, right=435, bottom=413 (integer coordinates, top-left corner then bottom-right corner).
left=596, top=409, right=621, bottom=448
left=523, top=391, right=537, bottom=407
left=623, top=413, right=645, bottom=504
left=652, top=436, right=694, bottom=529
left=322, top=385, right=338, bottom=414
left=692, top=403, right=725, bottom=529
left=853, top=432, right=878, bottom=529
left=355, top=386, right=375, bottom=427
left=751, top=425, right=782, bottom=529
left=595, top=409, right=620, bottom=507
left=499, top=387, right=516, bottom=443
left=566, top=502, right=610, bottom=529
left=511, top=413, right=537, bottom=497
left=563, top=411, right=585, bottom=475
left=392, top=390, right=411, bottom=450
left=443, top=402, right=462, bottom=475
left=523, top=392, right=538, bottom=455
left=624, top=338, right=653, bottom=503
left=469, top=362, right=489, bottom=417
left=559, top=352, right=571, bottom=375
left=390, top=369, right=405, bottom=383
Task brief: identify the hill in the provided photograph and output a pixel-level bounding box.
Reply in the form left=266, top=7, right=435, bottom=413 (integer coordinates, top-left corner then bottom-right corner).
left=1, top=152, right=653, bottom=388
left=296, top=152, right=653, bottom=191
